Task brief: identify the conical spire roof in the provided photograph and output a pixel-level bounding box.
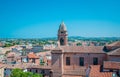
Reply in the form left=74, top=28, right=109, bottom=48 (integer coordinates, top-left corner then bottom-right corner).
left=59, top=21, right=67, bottom=31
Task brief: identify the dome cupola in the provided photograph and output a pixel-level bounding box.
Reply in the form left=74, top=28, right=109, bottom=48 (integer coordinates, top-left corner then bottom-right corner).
left=59, top=21, right=67, bottom=31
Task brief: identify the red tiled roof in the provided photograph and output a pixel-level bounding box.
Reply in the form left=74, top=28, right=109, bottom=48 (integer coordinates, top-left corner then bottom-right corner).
left=7, top=52, right=15, bottom=58
left=2, top=63, right=32, bottom=69
left=36, top=51, right=51, bottom=56
left=1, top=63, right=51, bottom=69
left=60, top=46, right=105, bottom=53
left=104, top=41, right=120, bottom=51
left=107, top=41, right=120, bottom=46
left=27, top=52, right=39, bottom=58
left=107, top=48, right=120, bottom=56
left=0, top=64, right=4, bottom=68
left=51, top=47, right=63, bottom=53
left=89, top=65, right=113, bottom=77
left=104, top=61, right=120, bottom=69
left=27, top=65, right=51, bottom=69
left=64, top=69, right=86, bottom=76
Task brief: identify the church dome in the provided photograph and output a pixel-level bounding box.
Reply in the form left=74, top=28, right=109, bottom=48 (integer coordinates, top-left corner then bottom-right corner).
left=59, top=22, right=67, bottom=31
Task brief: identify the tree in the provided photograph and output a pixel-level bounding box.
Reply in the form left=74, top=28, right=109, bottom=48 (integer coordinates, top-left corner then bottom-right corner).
left=10, top=68, right=43, bottom=77
left=76, top=42, right=82, bottom=46
left=10, top=68, right=22, bottom=77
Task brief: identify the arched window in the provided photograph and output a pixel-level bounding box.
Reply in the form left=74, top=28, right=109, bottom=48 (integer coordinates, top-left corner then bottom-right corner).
left=60, top=38, right=64, bottom=45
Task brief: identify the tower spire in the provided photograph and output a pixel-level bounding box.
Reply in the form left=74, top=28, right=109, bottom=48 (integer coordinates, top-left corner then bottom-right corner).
left=58, top=22, right=68, bottom=46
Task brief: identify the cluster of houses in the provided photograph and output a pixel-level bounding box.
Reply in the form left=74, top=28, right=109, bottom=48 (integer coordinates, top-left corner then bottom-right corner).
left=0, top=45, right=52, bottom=77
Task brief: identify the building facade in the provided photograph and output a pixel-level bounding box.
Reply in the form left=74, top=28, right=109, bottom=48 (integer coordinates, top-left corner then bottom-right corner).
left=51, top=22, right=120, bottom=77
left=0, top=65, right=4, bottom=77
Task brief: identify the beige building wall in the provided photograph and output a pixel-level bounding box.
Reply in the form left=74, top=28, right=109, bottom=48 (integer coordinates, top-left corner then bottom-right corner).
left=52, top=53, right=63, bottom=77
left=35, top=58, right=40, bottom=65
left=63, top=53, right=106, bottom=70
left=52, top=52, right=107, bottom=77
left=0, top=67, right=4, bottom=77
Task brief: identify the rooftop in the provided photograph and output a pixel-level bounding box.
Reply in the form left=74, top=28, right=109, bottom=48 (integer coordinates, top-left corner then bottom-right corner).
left=107, top=48, right=120, bottom=56
left=27, top=52, right=39, bottom=58
left=104, top=61, right=120, bottom=69
left=107, top=41, right=120, bottom=47
left=89, top=65, right=113, bottom=77
left=52, top=46, right=105, bottom=54
left=1, top=63, right=51, bottom=69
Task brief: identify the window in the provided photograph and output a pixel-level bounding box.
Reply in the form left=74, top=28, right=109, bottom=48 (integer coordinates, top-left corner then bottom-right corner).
left=60, top=38, right=64, bottom=45
left=93, top=57, right=98, bottom=65
left=61, top=31, right=63, bottom=33
left=66, top=57, right=70, bottom=65
left=41, top=70, right=45, bottom=74
left=29, top=69, right=31, bottom=72
left=36, top=69, right=38, bottom=73
left=79, top=57, right=84, bottom=66
left=32, top=59, right=35, bottom=63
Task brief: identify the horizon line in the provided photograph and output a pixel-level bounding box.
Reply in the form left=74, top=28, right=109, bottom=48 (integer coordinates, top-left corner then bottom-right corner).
left=0, top=36, right=120, bottom=39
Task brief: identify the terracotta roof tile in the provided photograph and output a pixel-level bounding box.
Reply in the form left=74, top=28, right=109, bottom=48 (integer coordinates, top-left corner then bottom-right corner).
left=36, top=51, right=51, bottom=56
left=0, top=64, right=4, bottom=68
left=89, top=65, right=113, bottom=77
left=104, top=61, right=120, bottom=69
left=27, top=65, right=51, bottom=69
left=107, top=41, right=120, bottom=46
left=7, top=52, right=15, bottom=58
left=63, top=67, right=86, bottom=76
left=107, top=48, right=120, bottom=56
left=104, top=41, right=120, bottom=52
left=60, top=46, right=105, bottom=53
left=1, top=63, right=51, bottom=69
left=3, top=63, right=32, bottom=69
left=27, top=52, right=39, bottom=58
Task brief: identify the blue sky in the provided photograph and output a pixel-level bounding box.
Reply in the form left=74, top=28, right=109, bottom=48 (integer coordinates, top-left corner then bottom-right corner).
left=0, top=0, right=120, bottom=38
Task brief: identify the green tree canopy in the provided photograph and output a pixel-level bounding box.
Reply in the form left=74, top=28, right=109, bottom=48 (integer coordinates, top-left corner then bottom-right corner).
left=10, top=68, right=42, bottom=77
left=76, top=42, right=82, bottom=46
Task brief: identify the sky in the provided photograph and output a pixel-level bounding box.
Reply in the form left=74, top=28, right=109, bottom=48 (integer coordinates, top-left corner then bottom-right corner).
left=0, top=0, right=120, bottom=38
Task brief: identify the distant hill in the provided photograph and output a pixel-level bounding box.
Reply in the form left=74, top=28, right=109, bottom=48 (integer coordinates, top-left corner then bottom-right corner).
left=0, top=36, right=120, bottom=41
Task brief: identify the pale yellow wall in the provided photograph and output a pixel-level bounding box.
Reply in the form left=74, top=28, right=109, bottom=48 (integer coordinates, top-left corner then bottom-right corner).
left=0, top=67, right=4, bottom=77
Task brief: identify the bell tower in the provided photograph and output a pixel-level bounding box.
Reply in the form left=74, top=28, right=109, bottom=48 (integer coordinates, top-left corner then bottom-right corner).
left=58, top=21, right=68, bottom=46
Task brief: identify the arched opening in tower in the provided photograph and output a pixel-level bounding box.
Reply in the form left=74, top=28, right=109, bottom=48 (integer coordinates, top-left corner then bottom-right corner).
left=60, top=38, right=64, bottom=45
